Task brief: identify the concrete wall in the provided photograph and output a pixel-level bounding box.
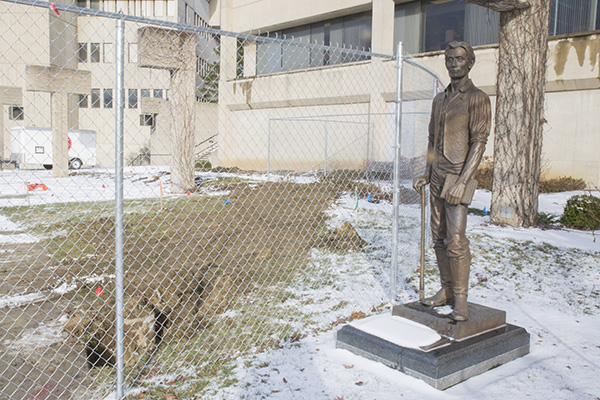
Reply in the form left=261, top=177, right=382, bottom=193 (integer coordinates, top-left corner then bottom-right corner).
left=210, top=0, right=372, bottom=33
left=214, top=49, right=437, bottom=172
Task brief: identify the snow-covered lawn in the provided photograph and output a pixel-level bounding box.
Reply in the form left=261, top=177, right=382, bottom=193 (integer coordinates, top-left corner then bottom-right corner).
left=191, top=189, right=599, bottom=400
left=1, top=168, right=599, bottom=399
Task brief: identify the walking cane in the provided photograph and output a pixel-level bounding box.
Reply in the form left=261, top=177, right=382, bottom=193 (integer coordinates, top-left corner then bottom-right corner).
left=419, top=186, right=426, bottom=302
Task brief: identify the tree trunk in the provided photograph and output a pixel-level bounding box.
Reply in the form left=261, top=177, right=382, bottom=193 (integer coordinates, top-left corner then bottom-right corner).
left=169, top=33, right=197, bottom=194
left=478, top=0, right=550, bottom=227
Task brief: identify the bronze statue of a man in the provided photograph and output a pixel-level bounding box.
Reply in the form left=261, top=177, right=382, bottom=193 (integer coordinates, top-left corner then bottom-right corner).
left=413, top=41, right=491, bottom=321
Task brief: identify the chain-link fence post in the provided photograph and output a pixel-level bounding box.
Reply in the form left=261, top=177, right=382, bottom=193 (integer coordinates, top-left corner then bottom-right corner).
left=390, top=41, right=404, bottom=303
left=114, top=13, right=125, bottom=400
left=324, top=117, right=329, bottom=176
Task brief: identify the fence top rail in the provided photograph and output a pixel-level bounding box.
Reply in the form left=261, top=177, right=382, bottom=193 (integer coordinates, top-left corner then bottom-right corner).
left=269, top=112, right=395, bottom=122
left=2, top=0, right=395, bottom=60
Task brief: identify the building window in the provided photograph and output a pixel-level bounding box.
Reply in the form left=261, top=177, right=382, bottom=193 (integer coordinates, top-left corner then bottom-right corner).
left=90, top=43, right=101, bottom=63
left=78, top=43, right=88, bottom=63
left=103, top=43, right=114, bottom=63
left=90, top=0, right=100, bottom=10
left=424, top=1, right=466, bottom=52
left=103, top=0, right=116, bottom=12
left=91, top=89, right=101, bottom=108
left=140, top=114, right=156, bottom=126
left=393, top=2, right=422, bottom=55
left=549, top=0, right=599, bottom=36
left=154, top=0, right=165, bottom=16
left=9, top=106, right=24, bottom=120
left=129, top=43, right=138, bottom=63
left=141, top=89, right=151, bottom=98
left=104, top=89, right=113, bottom=108
left=257, top=11, right=372, bottom=75
left=78, top=94, right=88, bottom=108
left=393, top=0, right=600, bottom=56
left=128, top=89, right=138, bottom=108
left=153, top=89, right=163, bottom=98
left=167, top=0, right=175, bottom=16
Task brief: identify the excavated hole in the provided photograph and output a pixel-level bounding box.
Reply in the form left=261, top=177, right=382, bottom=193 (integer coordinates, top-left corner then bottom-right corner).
left=85, top=337, right=115, bottom=369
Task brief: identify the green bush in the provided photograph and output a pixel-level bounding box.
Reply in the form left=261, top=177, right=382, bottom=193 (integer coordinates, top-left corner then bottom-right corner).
left=195, top=160, right=212, bottom=169
left=560, top=194, right=600, bottom=230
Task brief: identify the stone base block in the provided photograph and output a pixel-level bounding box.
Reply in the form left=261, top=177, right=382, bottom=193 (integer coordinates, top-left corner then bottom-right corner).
left=336, top=318, right=529, bottom=390
left=392, top=301, right=507, bottom=340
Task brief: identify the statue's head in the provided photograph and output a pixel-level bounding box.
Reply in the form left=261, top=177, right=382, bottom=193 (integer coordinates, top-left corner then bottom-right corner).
left=444, top=41, right=475, bottom=80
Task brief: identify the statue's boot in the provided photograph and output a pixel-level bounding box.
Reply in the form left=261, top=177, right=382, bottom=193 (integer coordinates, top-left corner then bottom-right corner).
left=449, top=256, right=470, bottom=321
left=421, top=250, right=454, bottom=307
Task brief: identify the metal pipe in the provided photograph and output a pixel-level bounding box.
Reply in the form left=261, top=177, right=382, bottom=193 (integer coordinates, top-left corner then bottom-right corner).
left=419, top=187, right=426, bottom=301
left=114, top=14, right=125, bottom=400
left=324, top=118, right=328, bottom=176
left=390, top=41, right=403, bottom=304
left=267, top=116, right=271, bottom=180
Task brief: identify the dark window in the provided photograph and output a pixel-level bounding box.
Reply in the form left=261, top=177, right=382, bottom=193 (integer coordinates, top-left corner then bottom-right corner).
left=549, top=0, right=598, bottom=36
left=91, top=88, right=100, bottom=108
left=140, top=114, right=156, bottom=126
left=9, top=106, right=24, bottom=120
left=153, top=89, right=163, bottom=99
left=78, top=94, right=88, bottom=108
left=128, top=89, right=138, bottom=108
left=424, top=1, right=465, bottom=52
left=77, top=0, right=86, bottom=8
left=141, top=88, right=151, bottom=98
left=597, top=1, right=600, bottom=31
left=90, top=0, right=99, bottom=10
left=257, top=11, right=372, bottom=75
left=78, top=43, right=88, bottom=63
left=103, top=89, right=113, bottom=108
left=90, top=43, right=100, bottom=63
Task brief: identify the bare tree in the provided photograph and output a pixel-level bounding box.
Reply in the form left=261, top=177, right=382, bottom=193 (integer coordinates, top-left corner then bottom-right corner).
left=138, top=27, right=197, bottom=193
left=468, top=0, right=550, bottom=227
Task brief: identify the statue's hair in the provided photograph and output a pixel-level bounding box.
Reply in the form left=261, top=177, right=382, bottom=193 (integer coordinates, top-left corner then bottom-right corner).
left=445, top=41, right=475, bottom=63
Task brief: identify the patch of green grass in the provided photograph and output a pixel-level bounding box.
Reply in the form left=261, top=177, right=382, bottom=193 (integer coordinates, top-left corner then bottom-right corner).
left=468, top=207, right=488, bottom=216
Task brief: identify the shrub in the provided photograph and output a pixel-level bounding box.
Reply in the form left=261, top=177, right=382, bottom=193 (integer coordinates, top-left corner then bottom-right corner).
left=473, top=157, right=586, bottom=193
left=195, top=160, right=212, bottom=169
left=537, top=212, right=559, bottom=228
left=560, top=194, right=600, bottom=230
left=539, top=176, right=586, bottom=193
left=474, top=157, right=493, bottom=191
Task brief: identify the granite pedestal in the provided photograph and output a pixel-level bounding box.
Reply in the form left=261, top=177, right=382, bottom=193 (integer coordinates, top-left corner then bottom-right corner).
left=336, top=302, right=530, bottom=390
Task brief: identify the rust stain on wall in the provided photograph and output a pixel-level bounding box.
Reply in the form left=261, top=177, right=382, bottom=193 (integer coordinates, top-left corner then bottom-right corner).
left=553, top=39, right=570, bottom=76
left=553, top=36, right=600, bottom=77
left=234, top=80, right=253, bottom=105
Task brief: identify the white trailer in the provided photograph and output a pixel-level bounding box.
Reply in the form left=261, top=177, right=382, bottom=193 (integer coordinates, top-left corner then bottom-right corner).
left=10, top=126, right=96, bottom=170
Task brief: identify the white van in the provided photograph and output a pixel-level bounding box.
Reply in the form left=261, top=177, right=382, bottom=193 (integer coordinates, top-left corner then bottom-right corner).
left=10, top=126, right=96, bottom=170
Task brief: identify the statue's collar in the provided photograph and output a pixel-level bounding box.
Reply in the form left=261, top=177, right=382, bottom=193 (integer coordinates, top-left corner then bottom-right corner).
left=446, top=78, right=473, bottom=95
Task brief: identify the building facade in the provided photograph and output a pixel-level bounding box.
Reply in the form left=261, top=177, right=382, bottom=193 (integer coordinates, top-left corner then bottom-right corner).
left=2, top=0, right=599, bottom=186
left=0, top=0, right=214, bottom=169
left=210, top=0, right=600, bottom=186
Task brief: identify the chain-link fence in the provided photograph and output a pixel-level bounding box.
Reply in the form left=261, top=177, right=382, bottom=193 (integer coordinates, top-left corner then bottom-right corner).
left=0, top=1, right=441, bottom=398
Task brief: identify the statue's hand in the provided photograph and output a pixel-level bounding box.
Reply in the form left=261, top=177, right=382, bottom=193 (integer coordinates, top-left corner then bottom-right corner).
left=413, top=175, right=430, bottom=193
left=446, top=181, right=466, bottom=205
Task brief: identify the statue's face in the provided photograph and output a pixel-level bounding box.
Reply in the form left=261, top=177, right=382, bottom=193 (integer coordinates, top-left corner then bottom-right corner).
left=445, top=47, right=474, bottom=80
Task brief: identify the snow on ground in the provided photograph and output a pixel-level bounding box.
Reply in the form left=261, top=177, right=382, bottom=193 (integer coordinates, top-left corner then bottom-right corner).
left=200, top=189, right=599, bottom=400
left=1, top=168, right=599, bottom=399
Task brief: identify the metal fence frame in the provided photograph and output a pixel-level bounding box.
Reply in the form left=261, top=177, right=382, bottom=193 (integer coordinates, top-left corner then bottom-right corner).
left=0, top=1, right=444, bottom=397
